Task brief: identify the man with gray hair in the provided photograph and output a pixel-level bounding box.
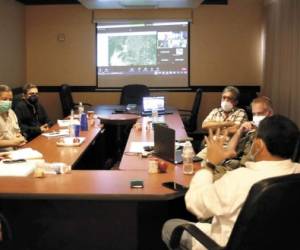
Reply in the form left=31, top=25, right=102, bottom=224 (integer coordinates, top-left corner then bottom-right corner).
left=0, top=84, right=26, bottom=151
left=197, top=86, right=248, bottom=159
left=202, top=86, right=248, bottom=134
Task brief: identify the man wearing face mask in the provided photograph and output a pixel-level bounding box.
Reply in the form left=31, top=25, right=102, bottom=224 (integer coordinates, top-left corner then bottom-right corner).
left=14, top=84, right=52, bottom=141
left=162, top=115, right=300, bottom=250
left=202, top=86, right=248, bottom=134
left=235, top=96, right=273, bottom=164
left=197, top=86, right=247, bottom=159
left=0, top=85, right=26, bottom=151
left=210, top=96, right=274, bottom=179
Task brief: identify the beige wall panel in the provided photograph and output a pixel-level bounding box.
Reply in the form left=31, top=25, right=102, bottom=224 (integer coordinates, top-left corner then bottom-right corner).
left=190, top=0, right=263, bottom=85
left=26, top=5, right=95, bottom=86
left=25, top=0, right=263, bottom=86
left=0, top=0, right=25, bottom=88
left=38, top=92, right=62, bottom=121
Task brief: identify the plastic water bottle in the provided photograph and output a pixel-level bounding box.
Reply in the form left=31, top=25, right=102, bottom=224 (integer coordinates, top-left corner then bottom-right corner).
left=152, top=107, right=158, bottom=123
left=69, top=109, right=75, bottom=137
left=182, top=141, right=194, bottom=175
left=78, top=102, right=84, bottom=116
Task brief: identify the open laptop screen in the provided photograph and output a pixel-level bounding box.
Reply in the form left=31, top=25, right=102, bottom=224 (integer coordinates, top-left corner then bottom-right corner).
left=143, top=96, right=165, bottom=112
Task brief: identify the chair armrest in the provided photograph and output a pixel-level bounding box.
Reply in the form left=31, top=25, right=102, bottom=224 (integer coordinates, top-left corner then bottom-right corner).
left=170, top=223, right=223, bottom=250
left=188, top=129, right=208, bottom=139
left=0, top=213, right=12, bottom=241
left=178, top=109, right=192, bottom=113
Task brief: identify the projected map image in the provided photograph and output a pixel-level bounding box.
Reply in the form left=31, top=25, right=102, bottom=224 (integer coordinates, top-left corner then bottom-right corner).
left=109, top=34, right=157, bottom=66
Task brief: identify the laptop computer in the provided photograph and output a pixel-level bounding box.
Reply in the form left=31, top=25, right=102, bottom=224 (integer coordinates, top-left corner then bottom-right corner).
left=154, top=124, right=183, bottom=164
left=141, top=96, right=172, bottom=116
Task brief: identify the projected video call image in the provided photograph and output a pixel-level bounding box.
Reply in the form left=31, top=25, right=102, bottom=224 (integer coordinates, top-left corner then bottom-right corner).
left=97, top=21, right=189, bottom=87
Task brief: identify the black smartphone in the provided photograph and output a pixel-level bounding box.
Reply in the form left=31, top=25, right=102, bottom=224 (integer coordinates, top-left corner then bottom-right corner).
left=143, top=146, right=154, bottom=152
left=162, top=181, right=188, bottom=192
left=130, top=180, right=144, bottom=189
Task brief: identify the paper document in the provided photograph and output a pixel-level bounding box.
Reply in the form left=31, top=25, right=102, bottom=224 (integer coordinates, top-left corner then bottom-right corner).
left=129, top=142, right=154, bottom=153
left=42, top=129, right=69, bottom=138
left=0, top=161, right=36, bottom=177
left=57, top=119, right=80, bottom=128
left=8, top=148, right=43, bottom=160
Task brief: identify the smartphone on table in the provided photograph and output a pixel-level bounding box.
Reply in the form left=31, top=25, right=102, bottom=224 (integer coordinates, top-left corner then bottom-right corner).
left=162, top=181, right=188, bottom=192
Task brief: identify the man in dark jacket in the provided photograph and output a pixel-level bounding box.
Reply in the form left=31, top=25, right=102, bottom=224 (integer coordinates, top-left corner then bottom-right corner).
left=14, top=84, right=53, bottom=141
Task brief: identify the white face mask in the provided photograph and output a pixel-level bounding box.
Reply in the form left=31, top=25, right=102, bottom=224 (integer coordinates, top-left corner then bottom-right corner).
left=252, top=115, right=266, bottom=127
left=221, top=101, right=233, bottom=112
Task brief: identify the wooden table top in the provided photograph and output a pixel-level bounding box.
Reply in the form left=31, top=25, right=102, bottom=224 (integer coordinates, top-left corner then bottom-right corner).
left=23, top=122, right=101, bottom=166
left=0, top=167, right=195, bottom=200
left=119, top=110, right=188, bottom=170
left=0, top=105, right=201, bottom=200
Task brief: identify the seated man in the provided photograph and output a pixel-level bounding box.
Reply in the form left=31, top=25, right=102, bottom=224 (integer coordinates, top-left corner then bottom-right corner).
left=202, top=86, right=248, bottom=133
left=197, top=86, right=248, bottom=159
left=213, top=96, right=274, bottom=179
left=14, top=84, right=53, bottom=141
left=162, top=115, right=300, bottom=250
left=0, top=85, right=26, bottom=151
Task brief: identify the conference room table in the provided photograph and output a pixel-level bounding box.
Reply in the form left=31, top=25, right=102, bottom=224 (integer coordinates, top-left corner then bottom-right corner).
left=0, top=105, right=201, bottom=250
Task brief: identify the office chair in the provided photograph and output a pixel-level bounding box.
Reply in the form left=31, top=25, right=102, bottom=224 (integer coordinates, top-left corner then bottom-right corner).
left=0, top=212, right=13, bottom=249
left=169, top=173, right=300, bottom=250
left=11, top=93, right=24, bottom=112
left=179, top=88, right=203, bottom=133
left=59, top=84, right=91, bottom=117
left=120, top=84, right=150, bottom=106
left=292, top=133, right=300, bottom=162
left=237, top=91, right=257, bottom=121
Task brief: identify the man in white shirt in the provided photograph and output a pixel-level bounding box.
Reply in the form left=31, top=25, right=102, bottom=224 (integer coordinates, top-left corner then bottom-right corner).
left=162, top=115, right=300, bottom=250
left=0, top=85, right=26, bottom=151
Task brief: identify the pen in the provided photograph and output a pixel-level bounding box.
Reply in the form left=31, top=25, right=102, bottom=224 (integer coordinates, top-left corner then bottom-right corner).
left=3, top=159, right=26, bottom=164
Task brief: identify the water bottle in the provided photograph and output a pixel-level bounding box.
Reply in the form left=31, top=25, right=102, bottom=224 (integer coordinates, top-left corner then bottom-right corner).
left=182, top=141, right=194, bottom=175
left=152, top=107, right=158, bottom=123
left=78, top=102, right=84, bottom=116
left=69, top=109, right=75, bottom=137
left=80, top=113, right=88, bottom=131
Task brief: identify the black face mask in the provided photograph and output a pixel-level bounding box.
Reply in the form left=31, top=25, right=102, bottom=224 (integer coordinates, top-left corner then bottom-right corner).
left=28, top=95, right=38, bottom=105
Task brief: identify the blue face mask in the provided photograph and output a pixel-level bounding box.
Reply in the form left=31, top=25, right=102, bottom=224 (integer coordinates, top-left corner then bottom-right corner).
left=0, top=100, right=12, bottom=113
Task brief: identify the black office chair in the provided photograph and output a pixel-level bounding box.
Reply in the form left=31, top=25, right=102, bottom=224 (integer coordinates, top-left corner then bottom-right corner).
left=237, top=91, right=257, bottom=121
left=59, top=84, right=91, bottom=117
left=11, top=93, right=24, bottom=112
left=120, top=84, right=150, bottom=106
left=169, top=173, right=300, bottom=250
left=179, top=88, right=203, bottom=133
left=292, top=133, right=300, bottom=162
left=0, top=212, right=13, bottom=249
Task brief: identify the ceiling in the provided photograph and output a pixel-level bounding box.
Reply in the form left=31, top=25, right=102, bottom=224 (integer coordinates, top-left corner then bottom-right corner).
left=16, top=0, right=227, bottom=7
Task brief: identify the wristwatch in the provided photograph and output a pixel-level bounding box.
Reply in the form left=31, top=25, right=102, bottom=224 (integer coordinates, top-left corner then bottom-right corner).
left=204, top=159, right=217, bottom=171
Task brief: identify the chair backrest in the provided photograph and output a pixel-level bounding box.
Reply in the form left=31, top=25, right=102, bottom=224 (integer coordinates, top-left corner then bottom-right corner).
left=120, top=84, right=150, bottom=106
left=12, top=93, right=24, bottom=111
left=186, top=88, right=203, bottom=132
left=226, top=173, right=300, bottom=250
left=237, top=91, right=257, bottom=120
left=59, top=84, right=75, bottom=117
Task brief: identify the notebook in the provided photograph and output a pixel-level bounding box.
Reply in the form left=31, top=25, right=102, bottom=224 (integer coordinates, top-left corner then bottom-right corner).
left=154, top=124, right=183, bottom=164
left=141, top=96, right=172, bottom=116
